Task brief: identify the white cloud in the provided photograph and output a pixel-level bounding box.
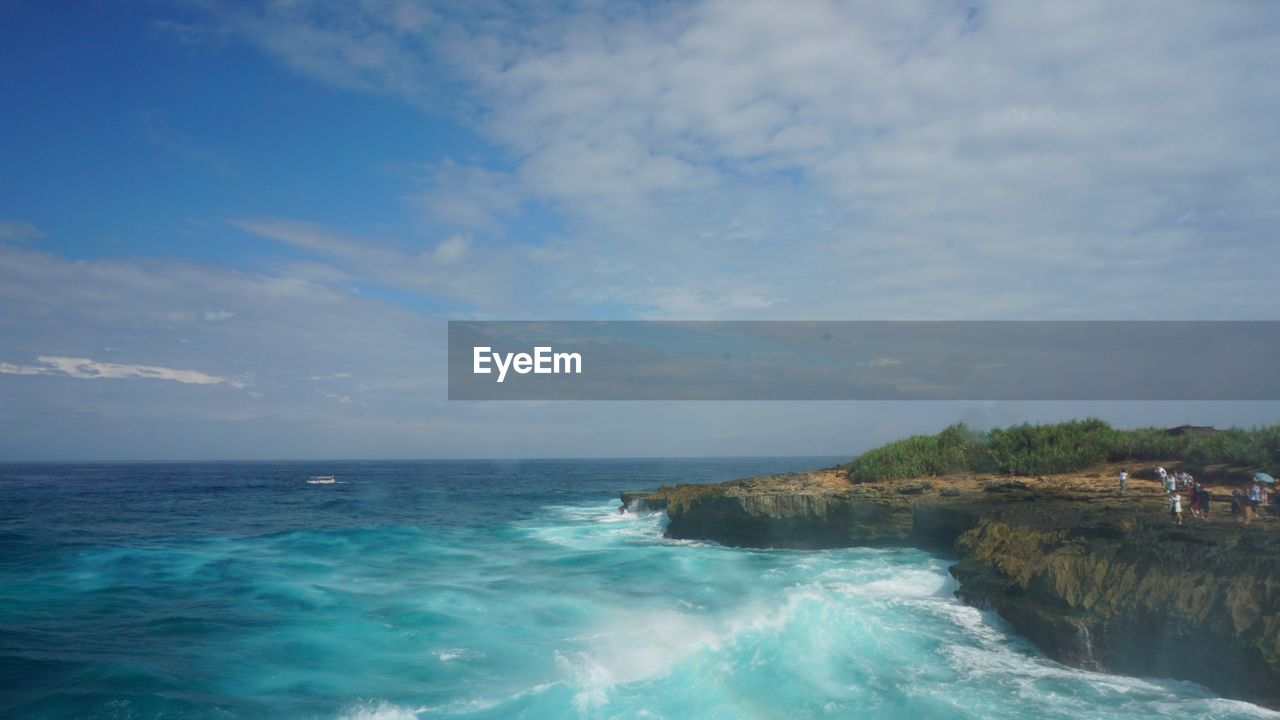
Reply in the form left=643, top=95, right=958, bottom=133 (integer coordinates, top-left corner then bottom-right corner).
left=229, top=217, right=528, bottom=309
left=198, top=0, right=448, bottom=106
left=0, top=218, right=43, bottom=242
left=432, top=234, right=470, bottom=264
left=415, top=159, right=524, bottom=233
left=203, top=310, right=235, bottom=322
left=643, top=283, right=777, bottom=317
left=189, top=0, right=1280, bottom=320
left=0, top=356, right=243, bottom=387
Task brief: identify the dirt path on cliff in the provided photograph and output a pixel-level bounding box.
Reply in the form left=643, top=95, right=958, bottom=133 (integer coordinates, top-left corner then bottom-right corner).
left=747, top=461, right=1279, bottom=530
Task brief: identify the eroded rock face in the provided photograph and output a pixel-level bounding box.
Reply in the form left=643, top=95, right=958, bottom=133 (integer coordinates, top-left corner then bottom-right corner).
left=622, top=466, right=1280, bottom=708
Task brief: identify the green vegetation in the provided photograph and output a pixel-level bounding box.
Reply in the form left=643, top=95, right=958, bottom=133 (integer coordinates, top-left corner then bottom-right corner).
left=847, top=419, right=1280, bottom=483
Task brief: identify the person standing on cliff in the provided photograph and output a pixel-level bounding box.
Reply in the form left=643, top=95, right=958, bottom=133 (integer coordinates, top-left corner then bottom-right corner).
left=1119, top=469, right=1128, bottom=494
left=1170, top=492, right=1183, bottom=526
left=1237, top=488, right=1256, bottom=525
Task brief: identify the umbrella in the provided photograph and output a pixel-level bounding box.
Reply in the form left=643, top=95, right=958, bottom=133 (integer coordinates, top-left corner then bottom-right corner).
left=1255, top=472, right=1276, bottom=485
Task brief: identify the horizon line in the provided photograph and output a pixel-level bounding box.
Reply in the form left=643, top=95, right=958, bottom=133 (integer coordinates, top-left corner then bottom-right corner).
left=0, top=453, right=857, bottom=465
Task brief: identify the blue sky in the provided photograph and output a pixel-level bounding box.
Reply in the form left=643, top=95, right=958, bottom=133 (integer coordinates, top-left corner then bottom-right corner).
left=2, top=0, right=1279, bottom=460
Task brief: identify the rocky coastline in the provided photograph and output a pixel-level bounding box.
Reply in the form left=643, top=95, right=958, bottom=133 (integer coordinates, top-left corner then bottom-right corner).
left=621, top=463, right=1280, bottom=708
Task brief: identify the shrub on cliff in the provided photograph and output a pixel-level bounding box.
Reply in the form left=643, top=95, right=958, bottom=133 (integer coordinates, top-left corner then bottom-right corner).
left=847, top=420, right=1280, bottom=483
left=846, top=422, right=978, bottom=482
left=980, top=419, right=1116, bottom=476
left=1108, top=427, right=1190, bottom=461
left=1183, top=428, right=1277, bottom=468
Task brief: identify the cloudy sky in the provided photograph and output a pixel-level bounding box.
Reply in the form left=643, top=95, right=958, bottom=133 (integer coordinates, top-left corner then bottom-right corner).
left=2, top=0, right=1278, bottom=460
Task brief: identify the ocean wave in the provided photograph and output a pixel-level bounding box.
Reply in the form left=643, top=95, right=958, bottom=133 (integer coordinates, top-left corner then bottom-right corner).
left=416, top=682, right=558, bottom=717
left=518, top=501, right=670, bottom=549
left=338, top=701, right=426, bottom=720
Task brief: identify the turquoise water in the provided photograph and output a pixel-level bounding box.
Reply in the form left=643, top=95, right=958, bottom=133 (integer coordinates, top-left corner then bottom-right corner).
left=1, top=459, right=1275, bottom=719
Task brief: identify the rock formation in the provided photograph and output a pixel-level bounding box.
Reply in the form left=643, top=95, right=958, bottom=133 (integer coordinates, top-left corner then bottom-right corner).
left=622, top=464, right=1280, bottom=708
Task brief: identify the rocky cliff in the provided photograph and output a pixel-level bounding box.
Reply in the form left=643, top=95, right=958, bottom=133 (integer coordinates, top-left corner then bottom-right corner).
left=622, top=465, right=1280, bottom=708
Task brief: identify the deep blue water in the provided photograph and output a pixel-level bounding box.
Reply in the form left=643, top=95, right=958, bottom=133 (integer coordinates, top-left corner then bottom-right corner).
left=1, top=458, right=1275, bottom=720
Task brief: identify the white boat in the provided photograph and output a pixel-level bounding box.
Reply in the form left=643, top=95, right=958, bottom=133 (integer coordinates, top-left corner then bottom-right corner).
left=307, top=475, right=337, bottom=484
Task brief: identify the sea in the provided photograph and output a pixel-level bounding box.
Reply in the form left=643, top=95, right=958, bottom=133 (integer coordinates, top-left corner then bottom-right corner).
left=1, top=458, right=1275, bottom=720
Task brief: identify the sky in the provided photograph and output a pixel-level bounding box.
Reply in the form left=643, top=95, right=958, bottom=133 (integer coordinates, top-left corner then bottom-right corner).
left=1, top=0, right=1278, bottom=460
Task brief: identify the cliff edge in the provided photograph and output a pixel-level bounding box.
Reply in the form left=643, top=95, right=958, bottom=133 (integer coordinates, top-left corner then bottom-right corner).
left=621, top=464, right=1280, bottom=708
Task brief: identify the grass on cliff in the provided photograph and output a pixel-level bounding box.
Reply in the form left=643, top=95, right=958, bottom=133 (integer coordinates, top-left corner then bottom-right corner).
left=847, top=419, right=1280, bottom=482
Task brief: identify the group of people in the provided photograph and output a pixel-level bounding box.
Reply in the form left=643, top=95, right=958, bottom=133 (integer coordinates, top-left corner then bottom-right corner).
left=1118, top=466, right=1210, bottom=526
left=1230, top=482, right=1273, bottom=525
left=1158, top=466, right=1208, bottom=526
left=1119, top=465, right=1277, bottom=526
left=1160, top=466, right=1194, bottom=493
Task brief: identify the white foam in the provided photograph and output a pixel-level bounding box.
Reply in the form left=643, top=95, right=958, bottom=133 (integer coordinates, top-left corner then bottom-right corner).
left=435, top=647, right=484, bottom=662
left=417, top=683, right=556, bottom=716
left=541, top=583, right=874, bottom=712
left=519, top=503, right=671, bottom=551
left=827, top=570, right=950, bottom=600
left=934, top=601, right=1008, bottom=648
left=934, top=602, right=1220, bottom=708
left=337, top=700, right=425, bottom=720
left=555, top=651, right=615, bottom=713
left=1183, top=698, right=1280, bottom=719
left=552, top=607, right=728, bottom=711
